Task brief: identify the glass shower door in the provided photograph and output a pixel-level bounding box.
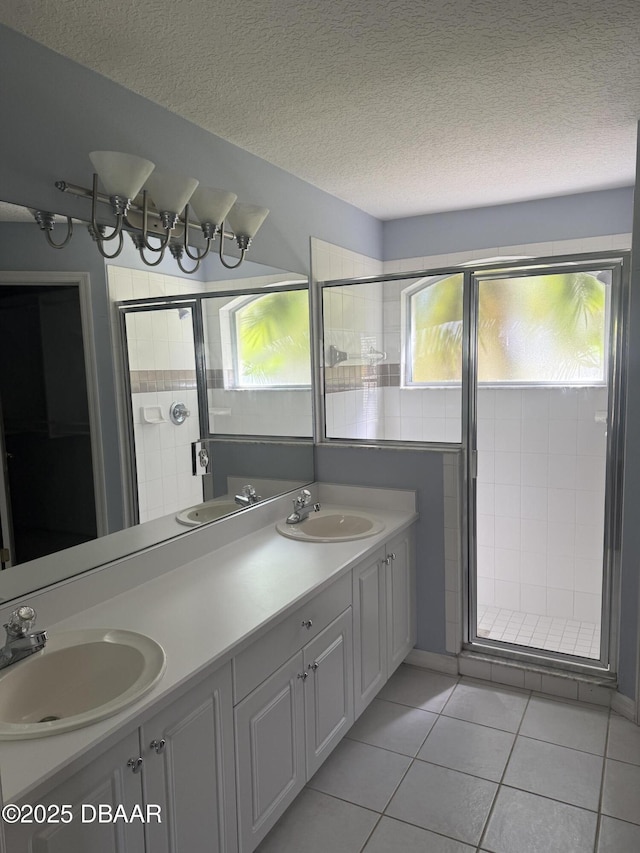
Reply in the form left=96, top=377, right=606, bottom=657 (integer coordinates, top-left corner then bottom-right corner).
left=470, top=262, right=620, bottom=666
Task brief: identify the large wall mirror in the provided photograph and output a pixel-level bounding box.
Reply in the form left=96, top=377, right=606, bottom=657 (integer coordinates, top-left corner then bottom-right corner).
left=0, top=200, right=314, bottom=603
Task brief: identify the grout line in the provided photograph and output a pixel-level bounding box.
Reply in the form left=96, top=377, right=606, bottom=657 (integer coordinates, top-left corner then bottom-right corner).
left=356, top=811, right=383, bottom=853
left=512, top=730, right=608, bottom=759
left=476, top=688, right=533, bottom=851
left=593, top=706, right=612, bottom=852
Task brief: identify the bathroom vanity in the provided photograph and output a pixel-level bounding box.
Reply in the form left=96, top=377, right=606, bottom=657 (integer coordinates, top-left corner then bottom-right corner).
left=0, top=485, right=417, bottom=853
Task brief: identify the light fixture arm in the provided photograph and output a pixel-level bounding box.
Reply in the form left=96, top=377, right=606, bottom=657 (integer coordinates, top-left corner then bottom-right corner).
left=139, top=190, right=173, bottom=252
left=130, top=232, right=167, bottom=267
left=90, top=173, right=124, bottom=243
left=32, top=211, right=74, bottom=249
left=95, top=229, right=125, bottom=259
left=218, top=222, right=247, bottom=269
left=169, top=242, right=201, bottom=275
left=181, top=204, right=212, bottom=261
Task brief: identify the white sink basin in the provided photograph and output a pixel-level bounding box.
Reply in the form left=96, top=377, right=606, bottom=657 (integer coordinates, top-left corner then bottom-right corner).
left=275, top=507, right=385, bottom=542
left=176, top=499, right=239, bottom=526
left=0, top=629, right=166, bottom=739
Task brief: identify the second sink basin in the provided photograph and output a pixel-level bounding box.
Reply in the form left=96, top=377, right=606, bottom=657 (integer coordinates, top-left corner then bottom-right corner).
left=276, top=507, right=384, bottom=542
left=0, top=629, right=166, bottom=739
left=176, top=499, right=239, bottom=526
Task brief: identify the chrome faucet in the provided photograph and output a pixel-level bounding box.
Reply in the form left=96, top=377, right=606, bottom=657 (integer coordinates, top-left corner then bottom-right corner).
left=0, top=606, right=47, bottom=671
left=286, top=489, right=321, bottom=524
left=235, top=484, right=260, bottom=507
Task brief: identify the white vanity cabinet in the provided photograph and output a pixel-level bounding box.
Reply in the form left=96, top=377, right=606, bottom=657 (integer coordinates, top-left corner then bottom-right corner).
left=140, top=663, right=237, bottom=853
left=4, top=516, right=416, bottom=853
left=303, top=608, right=353, bottom=777
left=353, top=529, right=416, bottom=719
left=233, top=574, right=354, bottom=853
left=352, top=546, right=388, bottom=719
left=385, top=530, right=416, bottom=674
left=4, top=729, right=145, bottom=853
left=5, top=665, right=237, bottom=853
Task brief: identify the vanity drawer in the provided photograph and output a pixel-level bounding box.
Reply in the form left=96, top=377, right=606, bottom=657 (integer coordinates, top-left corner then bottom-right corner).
left=233, top=572, right=351, bottom=703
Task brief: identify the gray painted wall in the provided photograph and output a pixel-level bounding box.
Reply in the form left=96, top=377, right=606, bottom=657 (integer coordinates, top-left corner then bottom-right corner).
left=383, top=187, right=634, bottom=261
left=0, top=25, right=382, bottom=273
left=315, top=445, right=447, bottom=653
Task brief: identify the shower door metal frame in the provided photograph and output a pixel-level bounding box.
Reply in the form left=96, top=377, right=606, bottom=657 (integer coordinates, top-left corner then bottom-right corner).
left=464, top=252, right=630, bottom=676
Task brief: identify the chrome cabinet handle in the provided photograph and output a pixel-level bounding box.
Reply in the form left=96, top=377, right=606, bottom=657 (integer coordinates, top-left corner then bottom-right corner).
left=301, top=619, right=313, bottom=629
left=308, top=661, right=319, bottom=671
left=127, top=757, right=143, bottom=774
left=384, top=552, right=397, bottom=564
left=150, top=738, right=166, bottom=754
left=297, top=671, right=308, bottom=680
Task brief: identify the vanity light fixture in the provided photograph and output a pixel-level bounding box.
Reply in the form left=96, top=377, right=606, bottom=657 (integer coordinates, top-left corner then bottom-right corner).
left=32, top=151, right=269, bottom=274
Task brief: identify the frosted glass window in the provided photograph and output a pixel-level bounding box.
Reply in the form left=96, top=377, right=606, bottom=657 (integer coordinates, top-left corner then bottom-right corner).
left=229, top=290, right=311, bottom=388
left=406, top=273, right=464, bottom=384
left=477, top=273, right=607, bottom=383
left=404, top=271, right=607, bottom=386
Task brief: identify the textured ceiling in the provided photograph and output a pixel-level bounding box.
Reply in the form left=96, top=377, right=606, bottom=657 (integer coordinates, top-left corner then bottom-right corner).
left=2, top=0, right=640, bottom=218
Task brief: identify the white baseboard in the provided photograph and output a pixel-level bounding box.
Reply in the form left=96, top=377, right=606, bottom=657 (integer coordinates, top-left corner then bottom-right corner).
left=404, top=648, right=459, bottom=676
left=611, top=690, right=637, bottom=723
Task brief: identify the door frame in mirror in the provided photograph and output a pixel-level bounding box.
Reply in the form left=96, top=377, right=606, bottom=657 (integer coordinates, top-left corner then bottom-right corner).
left=0, top=270, right=108, bottom=543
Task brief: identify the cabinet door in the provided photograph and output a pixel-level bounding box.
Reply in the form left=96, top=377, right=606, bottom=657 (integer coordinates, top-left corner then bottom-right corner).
left=141, top=663, right=237, bottom=853
left=385, top=530, right=416, bottom=675
left=235, top=652, right=305, bottom=853
left=5, top=730, right=144, bottom=853
left=303, top=608, right=354, bottom=777
left=352, top=553, right=387, bottom=719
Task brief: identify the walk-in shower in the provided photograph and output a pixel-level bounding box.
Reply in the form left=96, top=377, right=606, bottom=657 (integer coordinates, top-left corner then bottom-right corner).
left=318, top=252, right=629, bottom=674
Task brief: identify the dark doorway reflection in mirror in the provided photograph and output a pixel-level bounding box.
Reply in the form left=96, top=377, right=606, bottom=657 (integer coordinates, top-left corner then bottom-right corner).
left=0, top=283, right=97, bottom=566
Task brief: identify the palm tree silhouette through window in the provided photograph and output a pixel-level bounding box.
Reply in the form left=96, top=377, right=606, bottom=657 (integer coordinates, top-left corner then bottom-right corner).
left=406, top=271, right=608, bottom=386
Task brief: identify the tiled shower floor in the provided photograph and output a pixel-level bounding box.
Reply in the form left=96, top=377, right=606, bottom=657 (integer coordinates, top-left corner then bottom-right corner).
left=477, top=606, right=600, bottom=659
left=257, top=665, right=640, bottom=853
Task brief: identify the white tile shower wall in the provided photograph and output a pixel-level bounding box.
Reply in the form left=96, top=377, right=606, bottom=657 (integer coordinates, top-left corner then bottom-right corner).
left=382, top=387, right=462, bottom=443
left=310, top=238, right=384, bottom=283
left=107, top=264, right=206, bottom=301
left=108, top=266, right=205, bottom=523
left=312, top=237, right=385, bottom=441
left=476, top=386, right=607, bottom=623
left=207, top=387, right=312, bottom=436
left=132, top=389, right=202, bottom=522
left=324, top=280, right=385, bottom=439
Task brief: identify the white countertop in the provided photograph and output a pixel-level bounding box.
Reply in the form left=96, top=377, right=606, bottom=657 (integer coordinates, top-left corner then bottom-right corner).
left=0, top=491, right=416, bottom=803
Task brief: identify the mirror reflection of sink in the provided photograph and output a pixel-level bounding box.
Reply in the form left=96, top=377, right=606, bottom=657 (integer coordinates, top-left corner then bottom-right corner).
left=275, top=508, right=384, bottom=542
left=0, top=629, right=166, bottom=739
left=176, top=499, right=240, bottom=527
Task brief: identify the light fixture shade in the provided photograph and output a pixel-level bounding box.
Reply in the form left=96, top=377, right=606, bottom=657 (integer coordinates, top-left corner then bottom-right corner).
left=89, top=151, right=155, bottom=200
left=190, top=187, right=237, bottom=226
left=144, top=170, right=199, bottom=215
left=227, top=202, right=269, bottom=239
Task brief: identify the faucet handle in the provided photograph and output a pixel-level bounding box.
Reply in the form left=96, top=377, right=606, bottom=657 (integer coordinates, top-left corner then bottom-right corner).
left=6, top=606, right=37, bottom=637
left=296, top=489, right=312, bottom=508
